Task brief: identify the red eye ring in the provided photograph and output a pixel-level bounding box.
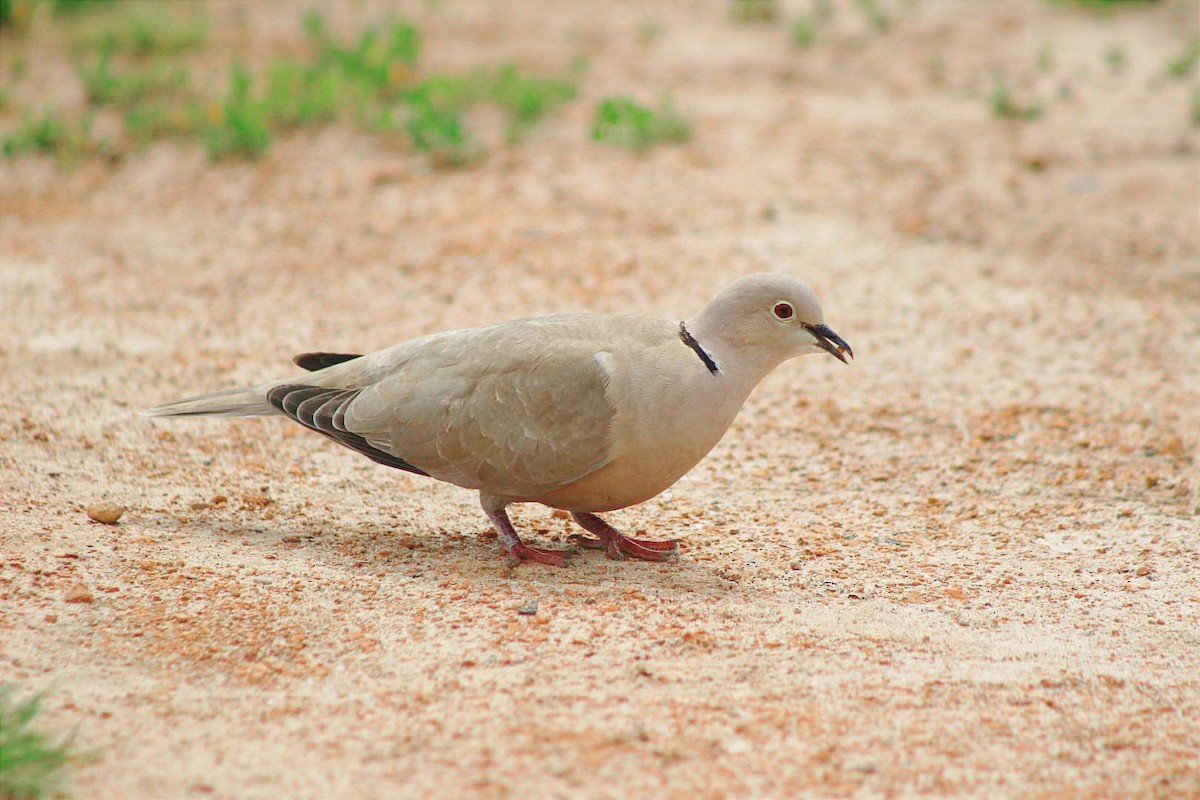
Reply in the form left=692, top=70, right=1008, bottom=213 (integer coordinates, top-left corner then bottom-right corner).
left=773, top=302, right=794, bottom=320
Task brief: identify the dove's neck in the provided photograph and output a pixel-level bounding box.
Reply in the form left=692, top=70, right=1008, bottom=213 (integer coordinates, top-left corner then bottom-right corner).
left=683, top=314, right=787, bottom=393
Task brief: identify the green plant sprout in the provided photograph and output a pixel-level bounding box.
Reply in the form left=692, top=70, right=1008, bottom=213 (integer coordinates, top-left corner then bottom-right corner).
left=990, top=75, right=1043, bottom=120
left=0, top=685, right=85, bottom=800
left=203, top=64, right=270, bottom=160
left=855, top=0, right=891, bottom=33
left=68, top=8, right=208, bottom=57
left=592, top=95, right=692, bottom=152
left=1, top=109, right=94, bottom=161
left=731, top=0, right=780, bottom=25
left=1104, top=45, right=1125, bottom=72
left=1166, top=37, right=1199, bottom=78
left=80, top=49, right=189, bottom=106
left=1037, top=43, right=1054, bottom=73
left=792, top=16, right=816, bottom=47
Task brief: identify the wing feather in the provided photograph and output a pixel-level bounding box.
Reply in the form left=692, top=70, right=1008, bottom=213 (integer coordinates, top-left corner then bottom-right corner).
left=269, top=314, right=677, bottom=499
left=266, top=385, right=429, bottom=476
left=339, top=318, right=633, bottom=498
left=293, top=352, right=363, bottom=372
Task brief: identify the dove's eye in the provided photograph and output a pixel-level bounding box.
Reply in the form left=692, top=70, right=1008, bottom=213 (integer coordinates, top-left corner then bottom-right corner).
left=773, top=302, right=794, bottom=321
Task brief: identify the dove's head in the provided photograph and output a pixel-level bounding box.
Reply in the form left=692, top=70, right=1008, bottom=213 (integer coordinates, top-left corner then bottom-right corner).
left=689, top=273, right=853, bottom=371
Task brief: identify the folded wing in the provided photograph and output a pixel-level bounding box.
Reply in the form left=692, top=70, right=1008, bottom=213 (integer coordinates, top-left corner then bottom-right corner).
left=301, top=317, right=631, bottom=499
left=266, top=384, right=429, bottom=475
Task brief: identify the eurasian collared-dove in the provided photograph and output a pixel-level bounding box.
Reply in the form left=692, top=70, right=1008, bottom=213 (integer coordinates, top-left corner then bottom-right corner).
left=143, top=273, right=852, bottom=565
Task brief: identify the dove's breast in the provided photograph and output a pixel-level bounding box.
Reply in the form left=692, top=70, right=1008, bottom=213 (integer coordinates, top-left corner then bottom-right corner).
left=533, top=339, right=752, bottom=512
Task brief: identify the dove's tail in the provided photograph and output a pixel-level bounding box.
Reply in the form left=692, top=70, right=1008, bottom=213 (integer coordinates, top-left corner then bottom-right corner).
left=141, top=385, right=278, bottom=418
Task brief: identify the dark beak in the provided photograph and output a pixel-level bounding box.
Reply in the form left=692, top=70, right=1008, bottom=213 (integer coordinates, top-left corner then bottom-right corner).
left=804, top=323, right=853, bottom=364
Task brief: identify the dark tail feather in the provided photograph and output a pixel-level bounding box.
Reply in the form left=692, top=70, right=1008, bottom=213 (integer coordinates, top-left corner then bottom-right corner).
left=293, top=352, right=363, bottom=372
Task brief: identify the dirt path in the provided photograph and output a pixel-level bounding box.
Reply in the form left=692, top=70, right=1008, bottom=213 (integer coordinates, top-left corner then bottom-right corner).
left=2, top=1, right=1198, bottom=797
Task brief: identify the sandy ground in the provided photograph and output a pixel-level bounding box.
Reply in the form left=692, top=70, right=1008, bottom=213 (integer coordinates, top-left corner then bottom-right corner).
left=2, top=1, right=1199, bottom=797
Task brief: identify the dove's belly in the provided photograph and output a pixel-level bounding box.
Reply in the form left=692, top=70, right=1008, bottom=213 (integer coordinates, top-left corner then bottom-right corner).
left=532, top=365, right=748, bottom=512
left=533, top=454, right=702, bottom=512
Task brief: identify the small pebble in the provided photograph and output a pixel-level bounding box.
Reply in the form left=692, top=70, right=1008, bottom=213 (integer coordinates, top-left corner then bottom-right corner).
left=64, top=584, right=94, bottom=604
left=517, top=599, right=539, bottom=616
left=86, top=502, right=125, bottom=524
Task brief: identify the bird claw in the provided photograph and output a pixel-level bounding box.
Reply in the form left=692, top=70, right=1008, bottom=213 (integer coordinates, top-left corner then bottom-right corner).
left=506, top=541, right=573, bottom=567
left=568, top=532, right=678, bottom=563
left=568, top=512, right=679, bottom=562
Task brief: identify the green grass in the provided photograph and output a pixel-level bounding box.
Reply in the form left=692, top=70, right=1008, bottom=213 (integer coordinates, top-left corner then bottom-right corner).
left=380, top=63, right=580, bottom=163
left=0, top=0, right=43, bottom=32
left=124, top=100, right=203, bottom=142
left=401, top=93, right=474, bottom=167
left=244, top=14, right=579, bottom=162
left=52, top=0, right=119, bottom=12
left=1105, top=45, right=1125, bottom=72
left=0, top=7, right=623, bottom=166
left=304, top=12, right=419, bottom=94
left=487, top=63, right=580, bottom=140
left=262, top=59, right=347, bottom=129
left=927, top=52, right=946, bottom=84
left=855, top=0, right=891, bottom=33
left=204, top=64, right=270, bottom=161
left=1037, top=43, right=1054, bottom=73
left=791, top=16, right=816, bottom=47
left=1191, top=87, right=1200, bottom=126
left=0, top=685, right=80, bottom=800
left=990, top=75, right=1043, bottom=120
left=67, top=7, right=208, bottom=57
left=1, top=109, right=94, bottom=161
left=730, top=0, right=780, bottom=24
left=592, top=95, right=691, bottom=152
left=635, top=19, right=662, bottom=47
left=1166, top=37, right=1199, bottom=78
left=80, top=49, right=189, bottom=106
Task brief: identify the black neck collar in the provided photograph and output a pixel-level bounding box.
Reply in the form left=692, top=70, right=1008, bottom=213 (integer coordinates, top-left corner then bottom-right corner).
left=678, top=322, right=720, bottom=375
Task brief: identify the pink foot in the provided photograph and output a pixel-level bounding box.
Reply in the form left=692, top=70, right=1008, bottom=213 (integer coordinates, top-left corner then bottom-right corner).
left=506, top=541, right=572, bottom=567
left=570, top=513, right=678, bottom=562
left=482, top=495, right=572, bottom=567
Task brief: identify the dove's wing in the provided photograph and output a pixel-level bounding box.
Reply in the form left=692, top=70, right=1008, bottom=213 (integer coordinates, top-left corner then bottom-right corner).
left=323, top=314, right=676, bottom=499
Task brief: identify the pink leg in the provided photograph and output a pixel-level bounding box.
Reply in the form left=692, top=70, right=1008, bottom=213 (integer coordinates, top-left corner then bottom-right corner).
left=569, top=513, right=678, bottom=562
left=481, top=494, right=571, bottom=566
